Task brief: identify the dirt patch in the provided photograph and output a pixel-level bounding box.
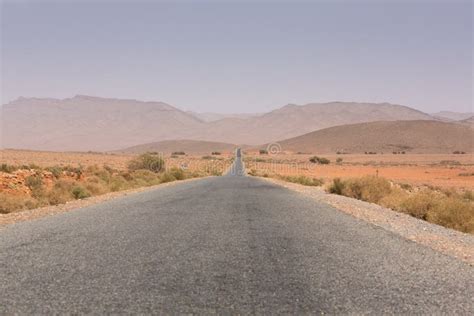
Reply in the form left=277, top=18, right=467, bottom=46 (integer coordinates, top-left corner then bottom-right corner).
left=244, top=153, right=474, bottom=190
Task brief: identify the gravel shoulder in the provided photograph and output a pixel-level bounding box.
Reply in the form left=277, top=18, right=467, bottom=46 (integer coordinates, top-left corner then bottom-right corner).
left=0, top=177, right=209, bottom=227
left=260, top=177, right=474, bottom=265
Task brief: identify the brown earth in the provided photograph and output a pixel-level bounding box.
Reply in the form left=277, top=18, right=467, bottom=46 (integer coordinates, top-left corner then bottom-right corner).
left=0, top=149, right=232, bottom=196
left=268, top=120, right=474, bottom=154
left=244, top=153, right=474, bottom=190
left=118, top=139, right=239, bottom=154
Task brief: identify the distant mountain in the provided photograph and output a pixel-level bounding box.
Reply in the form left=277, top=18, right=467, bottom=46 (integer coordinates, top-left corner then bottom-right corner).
left=2, top=96, right=439, bottom=151
left=118, top=140, right=238, bottom=154
left=186, top=102, right=435, bottom=145
left=272, top=120, right=474, bottom=154
left=186, top=111, right=262, bottom=122
left=431, top=111, right=474, bottom=121
left=1, top=95, right=203, bottom=151
left=458, top=116, right=474, bottom=126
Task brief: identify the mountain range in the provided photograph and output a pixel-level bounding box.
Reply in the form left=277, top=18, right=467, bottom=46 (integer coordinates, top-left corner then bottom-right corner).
left=1, top=95, right=471, bottom=152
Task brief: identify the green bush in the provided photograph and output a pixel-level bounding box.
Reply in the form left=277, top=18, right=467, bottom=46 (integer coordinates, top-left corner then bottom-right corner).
left=128, top=153, right=165, bottom=173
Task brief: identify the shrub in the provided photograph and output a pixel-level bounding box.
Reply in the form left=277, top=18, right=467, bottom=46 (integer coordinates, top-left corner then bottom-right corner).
left=159, top=171, right=177, bottom=183
left=172, top=151, right=186, bottom=155
left=0, top=164, right=18, bottom=173
left=328, top=178, right=345, bottom=195
left=309, top=156, right=330, bottom=164
left=463, top=190, right=474, bottom=201
left=427, top=197, right=474, bottom=233
left=280, top=175, right=324, bottom=186
left=248, top=169, right=258, bottom=176
left=45, top=166, right=63, bottom=179
left=211, top=151, right=221, bottom=155
left=128, top=153, right=165, bottom=173
left=108, top=175, right=130, bottom=192
left=25, top=174, right=45, bottom=198
left=397, top=190, right=439, bottom=220
left=259, top=149, right=268, bottom=155
left=173, top=168, right=186, bottom=180
left=336, top=157, right=343, bottom=164
left=0, top=193, right=38, bottom=214
left=130, top=170, right=161, bottom=186
left=72, top=185, right=91, bottom=199
left=84, top=176, right=109, bottom=195
left=328, top=176, right=391, bottom=204
left=47, top=180, right=76, bottom=205
left=379, top=187, right=410, bottom=210
left=327, top=176, right=474, bottom=234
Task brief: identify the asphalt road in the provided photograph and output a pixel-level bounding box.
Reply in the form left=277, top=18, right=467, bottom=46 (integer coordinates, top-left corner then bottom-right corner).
left=1, top=154, right=473, bottom=314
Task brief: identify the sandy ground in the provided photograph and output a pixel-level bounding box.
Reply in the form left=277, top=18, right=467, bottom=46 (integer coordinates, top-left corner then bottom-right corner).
left=245, top=153, right=474, bottom=190
left=261, top=177, right=474, bottom=265
left=1, top=149, right=233, bottom=172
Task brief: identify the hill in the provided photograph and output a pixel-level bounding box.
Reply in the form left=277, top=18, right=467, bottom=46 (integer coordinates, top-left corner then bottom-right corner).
left=183, top=102, right=435, bottom=145
left=186, top=111, right=262, bottom=122
left=118, top=140, right=238, bottom=154
left=1, top=95, right=204, bottom=151
left=273, top=120, right=474, bottom=154
left=2, top=96, right=438, bottom=151
left=458, top=116, right=474, bottom=126
left=431, top=111, right=474, bottom=121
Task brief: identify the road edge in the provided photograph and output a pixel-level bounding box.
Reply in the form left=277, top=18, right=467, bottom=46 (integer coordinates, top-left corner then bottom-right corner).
left=0, top=176, right=212, bottom=227
left=257, top=176, right=474, bottom=266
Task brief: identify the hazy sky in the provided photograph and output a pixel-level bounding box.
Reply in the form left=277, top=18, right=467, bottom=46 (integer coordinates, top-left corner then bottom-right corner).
left=1, top=0, right=472, bottom=113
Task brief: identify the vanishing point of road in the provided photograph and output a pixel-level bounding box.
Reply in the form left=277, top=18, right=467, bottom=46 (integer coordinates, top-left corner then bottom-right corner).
left=1, top=150, right=473, bottom=314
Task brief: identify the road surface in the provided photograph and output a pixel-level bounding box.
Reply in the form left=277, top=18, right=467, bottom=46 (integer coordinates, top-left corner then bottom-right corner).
left=1, top=152, right=473, bottom=314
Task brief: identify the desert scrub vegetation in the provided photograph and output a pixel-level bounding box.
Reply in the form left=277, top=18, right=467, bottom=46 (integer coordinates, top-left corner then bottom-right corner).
left=0, top=154, right=213, bottom=214
left=309, top=156, right=330, bottom=164
left=327, top=176, right=474, bottom=234
left=171, top=151, right=186, bottom=155
left=128, top=153, right=165, bottom=173
left=278, top=175, right=324, bottom=186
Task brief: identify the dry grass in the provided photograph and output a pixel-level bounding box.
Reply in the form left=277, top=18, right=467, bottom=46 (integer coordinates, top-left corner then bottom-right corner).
left=278, top=175, right=324, bottom=187
left=0, top=151, right=229, bottom=214
left=327, top=176, right=474, bottom=234
left=244, top=153, right=474, bottom=190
